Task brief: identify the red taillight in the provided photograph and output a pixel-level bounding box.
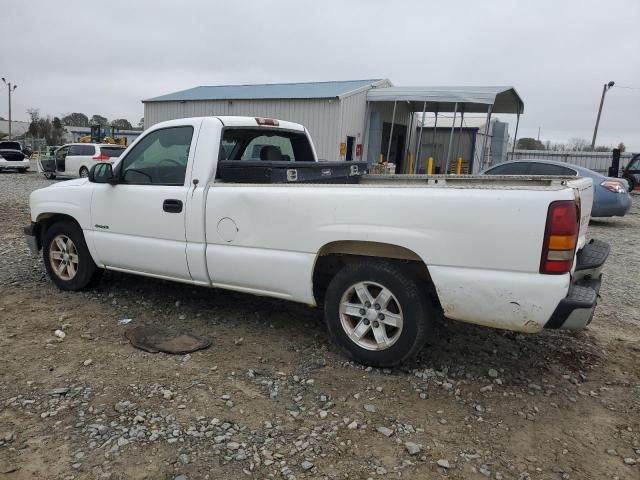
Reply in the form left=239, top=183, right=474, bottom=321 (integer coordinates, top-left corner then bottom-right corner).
left=255, top=117, right=279, bottom=126
left=540, top=200, right=579, bottom=274
left=93, top=155, right=109, bottom=161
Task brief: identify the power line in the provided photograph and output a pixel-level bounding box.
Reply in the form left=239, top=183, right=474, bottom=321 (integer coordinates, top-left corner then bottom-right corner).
left=612, top=85, right=640, bottom=90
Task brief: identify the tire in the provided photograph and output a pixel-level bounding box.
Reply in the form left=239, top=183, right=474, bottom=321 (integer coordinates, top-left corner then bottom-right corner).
left=42, top=221, right=102, bottom=290
left=324, top=260, right=435, bottom=367
left=623, top=176, right=635, bottom=191
left=19, top=168, right=28, bottom=173
left=44, top=172, right=56, bottom=179
left=79, top=167, right=89, bottom=178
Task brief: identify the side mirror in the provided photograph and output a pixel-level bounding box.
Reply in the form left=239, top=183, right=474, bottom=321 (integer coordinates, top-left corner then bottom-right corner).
left=88, top=162, right=116, bottom=184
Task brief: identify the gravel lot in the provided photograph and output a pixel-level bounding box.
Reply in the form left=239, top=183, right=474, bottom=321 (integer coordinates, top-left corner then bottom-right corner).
left=1, top=170, right=638, bottom=480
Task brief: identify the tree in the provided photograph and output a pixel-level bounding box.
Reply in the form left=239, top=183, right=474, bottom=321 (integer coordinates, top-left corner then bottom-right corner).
left=62, top=112, right=89, bottom=127
left=90, top=114, right=108, bottom=126
left=516, top=138, right=545, bottom=150
left=111, top=118, right=133, bottom=129
left=617, top=142, right=626, bottom=152
left=138, top=117, right=144, bottom=129
left=50, top=117, right=66, bottom=145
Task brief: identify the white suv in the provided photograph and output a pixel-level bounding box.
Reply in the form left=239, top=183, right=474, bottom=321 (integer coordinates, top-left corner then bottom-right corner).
left=42, top=143, right=126, bottom=179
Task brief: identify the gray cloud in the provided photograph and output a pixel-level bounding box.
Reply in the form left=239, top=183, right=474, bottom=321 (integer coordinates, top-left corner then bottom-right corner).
left=2, top=0, right=638, bottom=149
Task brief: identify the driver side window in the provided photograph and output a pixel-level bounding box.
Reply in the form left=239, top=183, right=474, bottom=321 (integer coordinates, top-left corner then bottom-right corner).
left=120, top=126, right=193, bottom=185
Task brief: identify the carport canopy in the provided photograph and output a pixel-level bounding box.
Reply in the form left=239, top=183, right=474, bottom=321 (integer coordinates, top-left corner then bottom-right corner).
left=366, top=86, right=524, bottom=114
left=365, top=86, right=524, bottom=172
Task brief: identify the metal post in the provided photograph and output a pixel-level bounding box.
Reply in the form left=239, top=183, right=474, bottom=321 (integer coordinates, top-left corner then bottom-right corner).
left=362, top=101, right=371, bottom=163
left=2, top=78, right=17, bottom=140
left=413, top=101, right=427, bottom=173
left=480, top=104, right=493, bottom=167
left=511, top=111, right=521, bottom=155
left=385, top=101, right=397, bottom=164
left=430, top=109, right=438, bottom=171
left=444, top=102, right=458, bottom=174
left=455, top=110, right=464, bottom=163
left=403, top=111, right=414, bottom=173
left=592, top=81, right=614, bottom=149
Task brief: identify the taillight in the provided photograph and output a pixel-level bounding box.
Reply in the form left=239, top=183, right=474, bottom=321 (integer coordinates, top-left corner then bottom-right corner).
left=540, top=200, right=579, bottom=275
left=255, top=117, right=279, bottom=126
left=93, top=155, right=109, bottom=161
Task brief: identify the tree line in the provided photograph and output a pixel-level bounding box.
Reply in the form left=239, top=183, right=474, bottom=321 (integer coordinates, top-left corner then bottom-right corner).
left=19, top=110, right=144, bottom=145
left=517, top=137, right=626, bottom=152
left=60, top=112, right=144, bottom=130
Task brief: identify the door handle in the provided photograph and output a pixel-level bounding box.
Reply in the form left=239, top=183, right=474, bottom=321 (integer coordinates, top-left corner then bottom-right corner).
left=163, top=199, right=183, bottom=213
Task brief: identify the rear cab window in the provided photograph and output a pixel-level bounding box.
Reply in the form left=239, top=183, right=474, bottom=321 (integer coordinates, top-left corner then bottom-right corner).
left=220, top=128, right=314, bottom=162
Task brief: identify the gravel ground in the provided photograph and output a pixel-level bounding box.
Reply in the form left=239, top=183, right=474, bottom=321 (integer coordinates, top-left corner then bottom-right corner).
left=1, top=170, right=639, bottom=480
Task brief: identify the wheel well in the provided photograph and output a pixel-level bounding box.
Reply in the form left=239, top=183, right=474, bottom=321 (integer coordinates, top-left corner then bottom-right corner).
left=34, top=214, right=81, bottom=250
left=312, top=241, right=441, bottom=309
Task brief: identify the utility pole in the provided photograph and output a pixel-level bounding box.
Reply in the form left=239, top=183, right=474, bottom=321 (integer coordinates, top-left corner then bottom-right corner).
left=2, top=78, right=18, bottom=140
left=591, top=81, right=614, bottom=149
left=537, top=126, right=541, bottom=142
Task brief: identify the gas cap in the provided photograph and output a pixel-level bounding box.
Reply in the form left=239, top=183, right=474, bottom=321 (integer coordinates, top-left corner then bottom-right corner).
left=217, top=217, right=238, bottom=243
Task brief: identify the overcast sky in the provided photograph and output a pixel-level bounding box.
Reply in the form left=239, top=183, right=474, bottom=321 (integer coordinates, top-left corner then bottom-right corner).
left=2, top=0, right=639, bottom=149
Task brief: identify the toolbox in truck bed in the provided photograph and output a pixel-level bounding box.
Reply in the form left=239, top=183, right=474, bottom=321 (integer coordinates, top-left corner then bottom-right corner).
left=217, top=160, right=368, bottom=184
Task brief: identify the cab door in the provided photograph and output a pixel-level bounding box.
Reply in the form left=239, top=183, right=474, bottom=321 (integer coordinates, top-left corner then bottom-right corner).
left=90, top=123, right=199, bottom=281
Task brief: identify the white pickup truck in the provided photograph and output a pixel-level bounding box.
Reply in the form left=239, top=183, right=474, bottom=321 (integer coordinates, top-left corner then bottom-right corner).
left=25, top=116, right=609, bottom=366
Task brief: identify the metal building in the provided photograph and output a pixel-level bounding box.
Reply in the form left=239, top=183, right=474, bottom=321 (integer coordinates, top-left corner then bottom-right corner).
left=143, top=79, right=391, bottom=161
left=143, top=81, right=524, bottom=168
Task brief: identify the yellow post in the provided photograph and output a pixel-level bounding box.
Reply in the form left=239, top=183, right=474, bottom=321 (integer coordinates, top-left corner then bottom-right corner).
left=407, top=153, right=414, bottom=175
left=456, top=157, right=462, bottom=175
left=378, top=154, right=384, bottom=164
left=427, top=157, right=433, bottom=175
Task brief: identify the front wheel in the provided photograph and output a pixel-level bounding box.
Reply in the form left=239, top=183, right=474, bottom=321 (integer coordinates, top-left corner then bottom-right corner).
left=324, top=260, right=436, bottom=367
left=79, top=167, right=89, bottom=178
left=42, top=221, right=102, bottom=290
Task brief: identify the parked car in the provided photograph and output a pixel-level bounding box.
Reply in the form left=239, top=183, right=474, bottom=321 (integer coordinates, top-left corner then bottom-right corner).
left=482, top=159, right=631, bottom=217
left=0, top=141, right=31, bottom=172
left=38, top=143, right=126, bottom=179
left=24, top=116, right=608, bottom=367
left=622, top=153, right=640, bottom=191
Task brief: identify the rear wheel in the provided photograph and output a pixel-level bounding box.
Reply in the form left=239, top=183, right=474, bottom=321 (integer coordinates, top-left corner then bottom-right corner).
left=324, top=260, right=435, bottom=367
left=79, top=167, right=89, bottom=178
left=42, top=221, right=102, bottom=290
left=623, top=175, right=636, bottom=191
left=44, top=172, right=56, bottom=179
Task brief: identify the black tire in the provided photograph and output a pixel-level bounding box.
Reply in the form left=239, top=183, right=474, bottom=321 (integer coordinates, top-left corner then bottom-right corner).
left=42, top=221, right=102, bottom=290
left=324, top=260, right=435, bottom=367
left=79, top=167, right=89, bottom=178
left=44, top=172, right=56, bottom=180
left=19, top=168, right=28, bottom=173
left=623, top=176, right=635, bottom=192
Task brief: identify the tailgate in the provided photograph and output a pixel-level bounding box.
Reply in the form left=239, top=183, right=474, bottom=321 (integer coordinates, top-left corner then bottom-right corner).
left=567, top=176, right=593, bottom=250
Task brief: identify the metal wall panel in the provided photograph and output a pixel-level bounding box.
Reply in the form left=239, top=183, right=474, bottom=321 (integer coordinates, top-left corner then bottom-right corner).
left=144, top=99, right=340, bottom=160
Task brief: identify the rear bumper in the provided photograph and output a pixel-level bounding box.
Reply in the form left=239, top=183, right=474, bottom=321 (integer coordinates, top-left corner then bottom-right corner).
left=24, top=223, right=39, bottom=254
left=0, top=159, right=30, bottom=170
left=591, top=194, right=632, bottom=217
left=545, top=239, right=609, bottom=330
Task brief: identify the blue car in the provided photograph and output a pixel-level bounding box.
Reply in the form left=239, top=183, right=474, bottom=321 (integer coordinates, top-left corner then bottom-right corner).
left=482, top=159, right=632, bottom=217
